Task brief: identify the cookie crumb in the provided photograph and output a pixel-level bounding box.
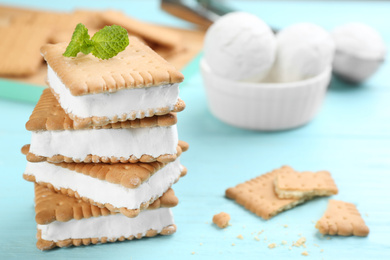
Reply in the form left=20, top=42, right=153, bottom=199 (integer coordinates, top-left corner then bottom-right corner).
left=365, top=213, right=369, bottom=217
left=232, top=243, right=235, bottom=246
left=281, top=240, right=287, bottom=245
left=254, top=236, right=260, bottom=241
left=264, top=236, right=267, bottom=241
left=301, top=251, right=309, bottom=256
left=237, top=234, right=244, bottom=240
left=320, top=249, right=324, bottom=253
left=283, top=224, right=288, bottom=228
left=191, top=252, right=195, bottom=255
left=326, top=237, right=331, bottom=240
left=200, top=243, right=203, bottom=246
left=311, top=220, right=315, bottom=224
left=313, top=243, right=319, bottom=247
left=288, top=247, right=292, bottom=250
left=268, top=243, right=277, bottom=249
left=293, top=237, right=306, bottom=247
left=213, top=212, right=230, bottom=229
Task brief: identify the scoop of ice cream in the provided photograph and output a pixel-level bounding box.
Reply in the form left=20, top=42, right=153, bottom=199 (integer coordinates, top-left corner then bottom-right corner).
left=203, top=12, right=276, bottom=82
left=332, top=23, right=386, bottom=83
left=269, top=23, right=335, bottom=83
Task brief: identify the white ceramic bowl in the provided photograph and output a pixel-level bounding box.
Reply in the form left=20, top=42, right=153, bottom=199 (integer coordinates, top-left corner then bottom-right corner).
left=201, top=59, right=331, bottom=131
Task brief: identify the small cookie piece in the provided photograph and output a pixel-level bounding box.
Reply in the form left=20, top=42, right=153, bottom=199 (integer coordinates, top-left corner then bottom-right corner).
left=226, top=166, right=309, bottom=220
left=315, top=200, right=369, bottom=236
left=274, top=166, right=338, bottom=199
left=34, top=184, right=177, bottom=250
left=212, top=212, right=230, bottom=228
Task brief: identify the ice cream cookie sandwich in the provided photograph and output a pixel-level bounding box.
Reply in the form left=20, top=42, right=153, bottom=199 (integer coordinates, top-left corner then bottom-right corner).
left=40, top=36, right=185, bottom=129
left=25, top=89, right=186, bottom=163
left=34, top=184, right=177, bottom=250
left=23, top=145, right=187, bottom=218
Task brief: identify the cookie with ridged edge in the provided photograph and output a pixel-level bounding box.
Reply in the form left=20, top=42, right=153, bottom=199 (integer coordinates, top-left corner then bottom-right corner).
left=26, top=88, right=178, bottom=131
left=274, top=166, right=338, bottom=199
left=49, top=87, right=185, bottom=129
left=24, top=164, right=185, bottom=218
left=316, top=200, right=369, bottom=236
left=0, top=25, right=51, bottom=77
left=22, top=140, right=189, bottom=164
left=36, top=224, right=177, bottom=250
left=226, top=166, right=310, bottom=220
left=40, top=36, right=184, bottom=96
left=33, top=183, right=179, bottom=224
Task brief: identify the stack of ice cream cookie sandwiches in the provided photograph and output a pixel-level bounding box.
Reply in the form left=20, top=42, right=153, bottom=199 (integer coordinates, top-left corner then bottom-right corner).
left=22, top=36, right=188, bottom=250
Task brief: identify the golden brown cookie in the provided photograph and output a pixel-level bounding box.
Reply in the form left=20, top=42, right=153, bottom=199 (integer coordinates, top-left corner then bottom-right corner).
left=316, top=200, right=369, bottom=236
left=0, top=24, right=51, bottom=77
left=23, top=140, right=188, bottom=164
left=226, top=166, right=310, bottom=220
left=274, top=166, right=338, bottom=199
left=34, top=183, right=179, bottom=223
left=40, top=36, right=184, bottom=96
left=26, top=88, right=178, bottom=131
left=100, top=10, right=182, bottom=50
left=212, top=212, right=230, bottom=229
left=36, top=224, right=177, bottom=250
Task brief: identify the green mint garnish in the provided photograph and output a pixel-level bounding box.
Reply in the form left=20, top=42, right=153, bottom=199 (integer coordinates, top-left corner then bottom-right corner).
left=63, top=23, right=129, bottom=60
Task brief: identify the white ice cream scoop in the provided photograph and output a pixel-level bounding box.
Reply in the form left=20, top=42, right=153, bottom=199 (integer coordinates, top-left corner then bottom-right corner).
left=269, top=23, right=335, bottom=83
left=332, top=23, right=386, bottom=83
left=203, top=12, right=276, bottom=82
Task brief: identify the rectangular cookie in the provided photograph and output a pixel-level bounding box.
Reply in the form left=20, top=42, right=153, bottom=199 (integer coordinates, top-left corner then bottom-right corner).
left=23, top=149, right=186, bottom=218
left=0, top=24, right=51, bottom=77
left=315, top=200, right=369, bottom=236
left=34, top=184, right=177, bottom=250
left=25, top=89, right=188, bottom=164
left=41, top=36, right=185, bottom=128
left=226, top=166, right=310, bottom=220
left=274, top=166, right=338, bottom=199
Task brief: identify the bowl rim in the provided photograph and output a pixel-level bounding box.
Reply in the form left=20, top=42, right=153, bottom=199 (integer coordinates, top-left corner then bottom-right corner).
left=201, top=58, right=332, bottom=90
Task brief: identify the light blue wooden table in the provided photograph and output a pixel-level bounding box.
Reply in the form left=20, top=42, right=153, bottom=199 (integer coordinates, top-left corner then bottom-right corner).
left=0, top=1, right=389, bottom=259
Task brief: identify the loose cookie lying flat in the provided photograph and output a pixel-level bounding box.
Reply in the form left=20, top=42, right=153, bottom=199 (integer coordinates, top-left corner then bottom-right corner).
left=226, top=167, right=309, bottom=220
left=274, top=166, right=338, bottom=199
left=34, top=184, right=177, bottom=250
left=315, top=200, right=369, bottom=236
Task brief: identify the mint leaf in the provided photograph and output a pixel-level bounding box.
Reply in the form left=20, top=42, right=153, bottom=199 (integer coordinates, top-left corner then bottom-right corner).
left=63, top=23, right=91, bottom=57
left=91, top=25, right=129, bottom=60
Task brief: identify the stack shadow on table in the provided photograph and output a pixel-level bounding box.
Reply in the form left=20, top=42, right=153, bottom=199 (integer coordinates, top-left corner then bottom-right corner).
left=21, top=37, right=189, bottom=250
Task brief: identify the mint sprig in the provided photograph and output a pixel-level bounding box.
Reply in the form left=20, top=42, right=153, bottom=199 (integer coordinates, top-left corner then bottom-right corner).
left=63, top=23, right=129, bottom=60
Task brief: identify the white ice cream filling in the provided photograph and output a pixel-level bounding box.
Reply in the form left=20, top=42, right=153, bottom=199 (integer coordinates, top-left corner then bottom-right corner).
left=38, top=208, right=174, bottom=241
left=47, top=65, right=180, bottom=119
left=29, top=125, right=178, bottom=160
left=25, top=160, right=182, bottom=209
